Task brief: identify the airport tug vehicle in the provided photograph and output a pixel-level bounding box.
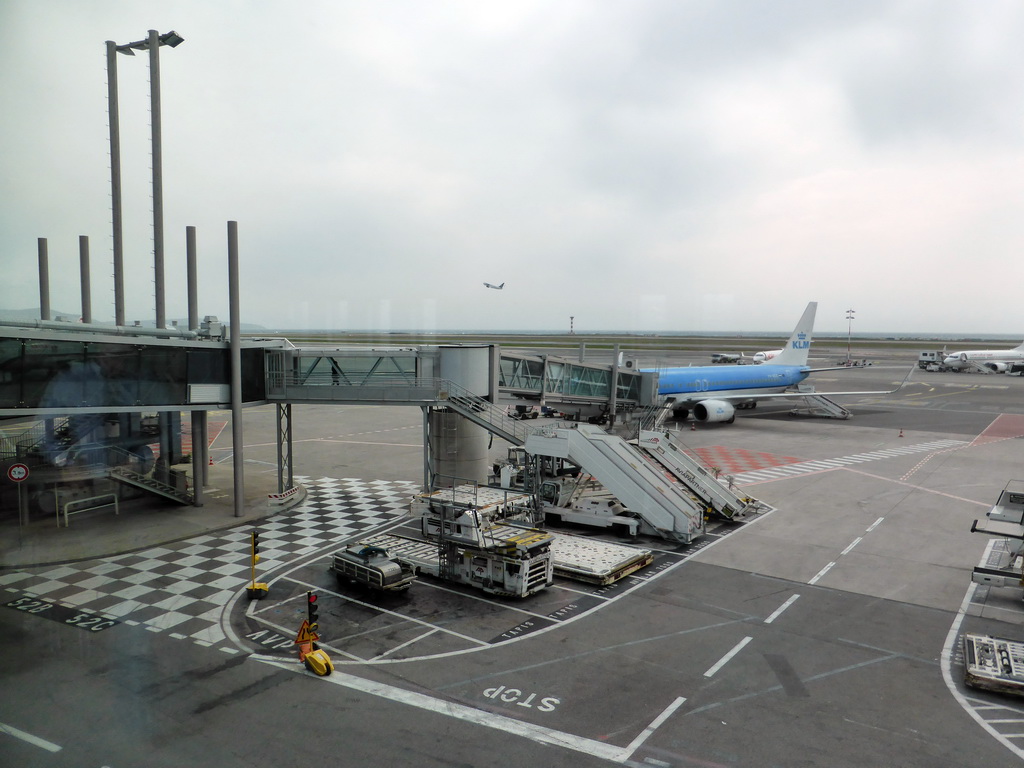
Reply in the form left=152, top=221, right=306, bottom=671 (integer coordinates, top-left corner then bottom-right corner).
left=331, top=543, right=416, bottom=592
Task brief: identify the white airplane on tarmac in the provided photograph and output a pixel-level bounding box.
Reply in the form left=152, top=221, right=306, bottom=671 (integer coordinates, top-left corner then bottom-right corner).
left=483, top=282, right=505, bottom=290
left=944, top=341, right=1024, bottom=373
left=712, top=347, right=785, bottom=364
left=752, top=347, right=783, bottom=363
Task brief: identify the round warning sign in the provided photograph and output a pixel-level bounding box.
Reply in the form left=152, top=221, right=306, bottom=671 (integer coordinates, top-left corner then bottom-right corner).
left=7, top=463, right=29, bottom=483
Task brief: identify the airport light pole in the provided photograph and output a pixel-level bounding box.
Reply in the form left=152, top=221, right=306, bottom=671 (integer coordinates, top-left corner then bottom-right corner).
left=846, top=308, right=856, bottom=364
left=106, top=30, right=184, bottom=330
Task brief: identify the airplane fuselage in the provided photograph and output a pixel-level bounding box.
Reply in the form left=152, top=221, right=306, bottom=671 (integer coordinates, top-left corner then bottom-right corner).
left=657, top=364, right=810, bottom=401
left=944, top=347, right=1024, bottom=372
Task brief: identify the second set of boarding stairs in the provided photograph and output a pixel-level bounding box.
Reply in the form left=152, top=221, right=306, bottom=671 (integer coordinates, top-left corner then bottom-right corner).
left=788, top=385, right=851, bottom=419
left=525, top=424, right=707, bottom=544
left=636, top=430, right=764, bottom=520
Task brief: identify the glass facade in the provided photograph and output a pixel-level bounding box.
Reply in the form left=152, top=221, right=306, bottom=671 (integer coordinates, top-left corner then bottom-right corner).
left=0, top=336, right=264, bottom=410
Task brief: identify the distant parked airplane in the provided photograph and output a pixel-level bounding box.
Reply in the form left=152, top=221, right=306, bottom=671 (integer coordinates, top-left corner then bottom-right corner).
left=752, top=347, right=784, bottom=363
left=646, top=302, right=908, bottom=424
left=944, top=341, right=1024, bottom=373
left=483, top=282, right=505, bottom=290
left=710, top=352, right=743, bottom=364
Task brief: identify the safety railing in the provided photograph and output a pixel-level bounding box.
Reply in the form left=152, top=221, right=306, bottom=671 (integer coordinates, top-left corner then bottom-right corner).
left=60, top=492, right=119, bottom=527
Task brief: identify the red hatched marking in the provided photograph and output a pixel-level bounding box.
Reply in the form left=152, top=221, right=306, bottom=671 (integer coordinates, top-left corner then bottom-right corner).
left=971, top=414, right=1024, bottom=447
left=688, top=446, right=805, bottom=474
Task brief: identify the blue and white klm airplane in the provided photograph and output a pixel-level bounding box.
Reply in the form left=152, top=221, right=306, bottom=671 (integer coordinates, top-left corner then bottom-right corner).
left=650, top=302, right=904, bottom=424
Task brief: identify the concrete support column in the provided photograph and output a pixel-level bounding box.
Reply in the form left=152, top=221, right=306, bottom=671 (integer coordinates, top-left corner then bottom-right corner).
left=186, top=226, right=198, bottom=331
left=37, top=238, right=50, bottom=321
left=427, top=409, right=489, bottom=487
left=106, top=40, right=126, bottom=327
left=79, top=236, right=92, bottom=324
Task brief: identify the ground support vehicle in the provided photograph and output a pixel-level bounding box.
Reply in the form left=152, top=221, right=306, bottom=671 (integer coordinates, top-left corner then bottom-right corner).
left=548, top=532, right=653, bottom=584
left=361, top=525, right=553, bottom=598
left=331, top=543, right=416, bottom=592
left=543, top=494, right=641, bottom=537
left=506, top=404, right=540, bottom=420
left=525, top=425, right=706, bottom=543
left=970, top=480, right=1024, bottom=588
left=409, top=486, right=542, bottom=532
left=963, top=633, right=1024, bottom=696
left=384, top=485, right=552, bottom=597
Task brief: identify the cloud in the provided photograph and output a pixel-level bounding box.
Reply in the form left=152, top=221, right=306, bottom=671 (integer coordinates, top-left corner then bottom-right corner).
left=2, top=0, right=1023, bottom=334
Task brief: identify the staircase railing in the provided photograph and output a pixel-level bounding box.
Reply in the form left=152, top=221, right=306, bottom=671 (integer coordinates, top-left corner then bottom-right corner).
left=0, top=417, right=71, bottom=460
left=105, top=445, right=193, bottom=504
left=435, top=379, right=533, bottom=445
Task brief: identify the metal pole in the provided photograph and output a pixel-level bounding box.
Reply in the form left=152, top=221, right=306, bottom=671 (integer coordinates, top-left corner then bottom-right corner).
left=106, top=41, right=126, bottom=327
left=79, top=235, right=92, bottom=324
left=37, top=238, right=50, bottom=321
left=190, top=411, right=204, bottom=507
left=199, top=410, right=209, bottom=487
left=186, top=226, right=198, bottom=330
left=149, top=30, right=166, bottom=330
left=609, top=342, right=619, bottom=427
left=422, top=406, right=431, bottom=492
left=228, top=221, right=244, bottom=517
left=275, top=404, right=285, bottom=494
left=846, top=308, right=855, bottom=364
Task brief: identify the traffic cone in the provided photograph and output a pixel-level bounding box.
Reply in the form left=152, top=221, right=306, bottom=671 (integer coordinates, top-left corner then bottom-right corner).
left=690, top=421, right=696, bottom=431
left=898, top=429, right=904, bottom=438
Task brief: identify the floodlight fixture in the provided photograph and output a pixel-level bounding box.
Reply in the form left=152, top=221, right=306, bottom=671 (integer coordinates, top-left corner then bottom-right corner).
left=115, top=29, right=185, bottom=54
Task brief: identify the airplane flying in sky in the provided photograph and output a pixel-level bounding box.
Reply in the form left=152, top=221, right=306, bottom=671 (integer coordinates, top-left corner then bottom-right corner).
left=483, top=282, right=505, bottom=290
left=943, top=341, right=1024, bottom=373
left=647, top=302, right=907, bottom=424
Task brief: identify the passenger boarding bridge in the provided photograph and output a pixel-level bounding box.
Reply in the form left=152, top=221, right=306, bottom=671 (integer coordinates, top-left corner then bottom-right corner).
left=0, top=325, right=656, bottom=520
left=265, top=345, right=651, bottom=414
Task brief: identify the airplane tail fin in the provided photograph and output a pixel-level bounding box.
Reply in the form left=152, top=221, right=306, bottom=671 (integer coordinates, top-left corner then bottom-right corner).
left=765, top=302, right=817, bottom=367
left=499, top=283, right=505, bottom=289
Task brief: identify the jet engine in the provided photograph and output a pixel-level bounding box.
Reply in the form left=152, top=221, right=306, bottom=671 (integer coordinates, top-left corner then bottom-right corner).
left=693, top=399, right=736, bottom=423
left=985, top=362, right=1008, bottom=373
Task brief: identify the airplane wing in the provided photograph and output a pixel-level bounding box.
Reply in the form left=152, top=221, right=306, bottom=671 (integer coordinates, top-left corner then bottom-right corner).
left=670, top=366, right=915, bottom=405
left=774, top=366, right=916, bottom=399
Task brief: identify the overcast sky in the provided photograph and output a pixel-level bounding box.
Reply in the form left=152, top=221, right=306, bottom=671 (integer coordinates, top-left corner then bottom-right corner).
left=2, top=1, right=1023, bottom=334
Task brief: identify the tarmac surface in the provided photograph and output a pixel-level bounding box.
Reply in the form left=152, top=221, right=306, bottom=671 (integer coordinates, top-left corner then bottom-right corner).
left=4, top=352, right=1024, bottom=766
left=0, top=464, right=291, bottom=569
